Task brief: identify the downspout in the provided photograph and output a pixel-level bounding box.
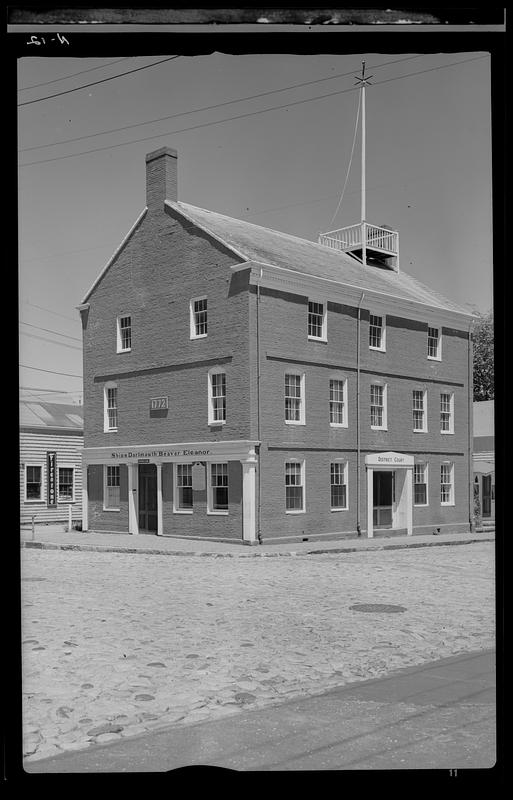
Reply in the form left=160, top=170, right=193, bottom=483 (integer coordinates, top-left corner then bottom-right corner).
left=356, top=291, right=365, bottom=535
left=256, top=268, right=263, bottom=544
left=468, top=320, right=474, bottom=532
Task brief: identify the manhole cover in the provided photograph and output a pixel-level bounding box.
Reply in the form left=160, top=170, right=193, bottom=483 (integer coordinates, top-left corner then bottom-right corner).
left=349, top=603, right=407, bottom=613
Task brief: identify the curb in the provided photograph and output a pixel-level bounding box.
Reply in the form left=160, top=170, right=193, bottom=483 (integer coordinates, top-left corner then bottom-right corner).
left=20, top=536, right=493, bottom=558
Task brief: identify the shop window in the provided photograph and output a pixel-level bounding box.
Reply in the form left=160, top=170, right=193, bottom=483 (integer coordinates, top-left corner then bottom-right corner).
left=370, top=383, right=387, bottom=430
left=414, top=463, right=428, bottom=506
left=329, top=378, right=348, bottom=427
left=58, top=467, right=74, bottom=502
left=285, top=461, right=305, bottom=513
left=25, top=465, right=42, bottom=502
left=116, top=315, right=132, bottom=352
left=441, top=462, right=454, bottom=505
left=285, top=372, right=305, bottom=425
left=209, top=463, right=228, bottom=513
left=440, top=392, right=454, bottom=433
left=308, top=299, right=327, bottom=341
left=190, top=296, right=207, bottom=339
left=412, top=389, right=428, bottom=432
left=104, top=465, right=120, bottom=510
left=208, top=369, right=226, bottom=424
left=428, top=326, right=441, bottom=360
left=175, top=464, right=193, bottom=512
left=369, top=313, right=386, bottom=351
left=330, top=461, right=348, bottom=510
left=104, top=383, right=118, bottom=432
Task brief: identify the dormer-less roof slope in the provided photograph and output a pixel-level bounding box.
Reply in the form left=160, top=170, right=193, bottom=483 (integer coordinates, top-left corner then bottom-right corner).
left=20, top=401, right=84, bottom=431
left=169, top=201, right=471, bottom=318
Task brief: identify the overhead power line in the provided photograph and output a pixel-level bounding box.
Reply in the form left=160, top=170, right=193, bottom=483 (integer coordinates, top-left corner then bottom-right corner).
left=20, top=321, right=82, bottom=342
left=18, top=56, right=180, bottom=107
left=18, top=58, right=134, bottom=91
left=22, top=301, right=80, bottom=322
left=20, top=331, right=82, bottom=351
left=20, top=54, right=427, bottom=153
left=19, top=55, right=489, bottom=168
left=19, top=364, right=82, bottom=378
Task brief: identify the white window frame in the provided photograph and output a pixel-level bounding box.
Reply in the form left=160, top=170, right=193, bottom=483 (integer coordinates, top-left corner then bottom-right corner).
left=173, top=463, right=193, bottom=514
left=369, top=313, right=386, bottom=352
left=103, top=465, right=121, bottom=511
left=440, top=462, right=455, bottom=506
left=412, top=389, right=428, bottom=433
left=329, top=376, right=348, bottom=428
left=207, top=462, right=229, bottom=515
left=208, top=368, right=226, bottom=425
left=307, top=298, right=327, bottom=342
left=116, top=314, right=132, bottom=353
left=104, top=382, right=118, bottom=432
left=285, top=460, right=305, bottom=514
left=330, top=460, right=348, bottom=511
left=414, top=462, right=429, bottom=507
left=370, top=382, right=388, bottom=430
left=285, top=372, right=306, bottom=425
left=427, top=326, right=442, bottom=361
left=24, top=463, right=44, bottom=503
left=57, top=465, right=75, bottom=503
left=440, top=392, right=455, bottom=434
left=190, top=296, right=208, bottom=340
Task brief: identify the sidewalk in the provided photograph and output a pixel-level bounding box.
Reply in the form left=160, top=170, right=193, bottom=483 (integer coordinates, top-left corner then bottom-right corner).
left=24, top=649, right=496, bottom=772
left=20, top=526, right=494, bottom=558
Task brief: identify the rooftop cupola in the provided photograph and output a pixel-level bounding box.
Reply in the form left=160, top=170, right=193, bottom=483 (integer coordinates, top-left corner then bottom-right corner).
left=318, top=61, right=400, bottom=272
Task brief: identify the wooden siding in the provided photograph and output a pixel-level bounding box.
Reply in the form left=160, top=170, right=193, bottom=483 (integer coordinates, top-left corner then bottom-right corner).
left=20, top=429, right=83, bottom=524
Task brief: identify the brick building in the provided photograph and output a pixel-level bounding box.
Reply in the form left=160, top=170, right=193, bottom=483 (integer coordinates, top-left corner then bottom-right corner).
left=79, top=147, right=474, bottom=544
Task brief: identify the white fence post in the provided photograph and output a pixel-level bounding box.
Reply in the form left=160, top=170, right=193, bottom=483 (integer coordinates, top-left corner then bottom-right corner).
left=31, top=515, right=35, bottom=540
left=68, top=504, right=72, bottom=532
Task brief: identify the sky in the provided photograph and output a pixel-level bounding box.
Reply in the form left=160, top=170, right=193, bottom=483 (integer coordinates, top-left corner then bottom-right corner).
left=17, top=48, right=493, bottom=404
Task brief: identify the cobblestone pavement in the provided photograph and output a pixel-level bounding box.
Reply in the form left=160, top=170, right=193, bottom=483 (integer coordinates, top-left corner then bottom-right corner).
left=21, top=542, right=495, bottom=763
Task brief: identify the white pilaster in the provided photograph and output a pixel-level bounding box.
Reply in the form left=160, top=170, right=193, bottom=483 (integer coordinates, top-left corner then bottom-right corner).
left=242, top=459, right=257, bottom=544
left=156, top=463, right=163, bottom=536
left=82, top=464, right=88, bottom=531
left=405, top=467, right=413, bottom=536
left=366, top=466, right=374, bottom=538
left=128, top=464, right=139, bottom=535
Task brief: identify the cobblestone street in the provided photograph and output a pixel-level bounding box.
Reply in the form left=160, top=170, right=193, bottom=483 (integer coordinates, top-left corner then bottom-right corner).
left=21, top=542, right=495, bottom=763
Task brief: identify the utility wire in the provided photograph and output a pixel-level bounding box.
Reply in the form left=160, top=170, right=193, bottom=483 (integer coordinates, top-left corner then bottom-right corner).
left=22, top=301, right=80, bottom=322
left=18, top=58, right=134, bottom=91
left=20, top=54, right=427, bottom=153
left=19, top=364, right=82, bottom=378
left=20, top=321, right=82, bottom=342
left=325, top=89, right=361, bottom=232
left=20, top=331, right=82, bottom=351
left=18, top=56, right=180, bottom=107
left=19, top=55, right=489, bottom=168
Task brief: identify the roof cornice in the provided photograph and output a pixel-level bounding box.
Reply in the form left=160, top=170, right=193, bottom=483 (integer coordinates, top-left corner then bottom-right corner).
left=164, top=200, right=249, bottom=262
left=239, top=260, right=475, bottom=330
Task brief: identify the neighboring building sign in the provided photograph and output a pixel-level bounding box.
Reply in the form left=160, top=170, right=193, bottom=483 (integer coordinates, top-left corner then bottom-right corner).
left=150, top=396, right=168, bottom=411
left=47, top=451, right=57, bottom=507
left=192, top=463, right=206, bottom=490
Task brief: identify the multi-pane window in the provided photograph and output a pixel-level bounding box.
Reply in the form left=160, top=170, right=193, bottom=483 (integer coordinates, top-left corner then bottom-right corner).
left=176, top=464, right=193, bottom=510
left=369, top=314, right=385, bottom=350
left=104, top=465, right=120, bottom=510
left=412, top=390, right=427, bottom=432
left=370, top=384, right=386, bottom=428
left=25, top=465, right=42, bottom=501
left=427, top=327, right=441, bottom=359
left=329, top=379, right=347, bottom=426
left=285, top=373, right=304, bottom=424
left=105, top=385, right=118, bottom=431
left=209, top=371, right=226, bottom=424
left=191, top=297, right=207, bottom=338
left=117, top=315, right=132, bottom=352
left=58, top=467, right=74, bottom=502
left=285, top=461, right=304, bottom=512
left=330, top=462, right=348, bottom=510
left=440, top=392, right=454, bottom=433
left=210, top=463, right=228, bottom=511
left=414, top=463, right=428, bottom=506
left=308, top=300, right=326, bottom=340
left=440, top=463, right=454, bottom=505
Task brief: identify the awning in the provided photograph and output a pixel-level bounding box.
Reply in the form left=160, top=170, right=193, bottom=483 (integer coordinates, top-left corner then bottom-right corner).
left=473, top=460, right=495, bottom=475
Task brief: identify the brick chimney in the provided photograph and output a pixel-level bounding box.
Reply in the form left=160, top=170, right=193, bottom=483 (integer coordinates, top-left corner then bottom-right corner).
left=145, top=146, right=177, bottom=211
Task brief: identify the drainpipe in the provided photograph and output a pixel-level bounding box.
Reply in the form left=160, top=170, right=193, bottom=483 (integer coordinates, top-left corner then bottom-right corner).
left=468, top=320, right=475, bottom=532
left=256, top=268, right=263, bottom=544
left=356, top=291, right=365, bottom=535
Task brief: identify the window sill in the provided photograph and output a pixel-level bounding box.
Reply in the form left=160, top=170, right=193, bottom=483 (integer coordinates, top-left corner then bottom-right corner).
left=413, top=429, right=428, bottom=434
left=427, top=355, right=442, bottom=362
left=24, top=499, right=44, bottom=504
left=441, top=502, right=455, bottom=507
left=330, top=423, right=348, bottom=429
left=440, top=430, right=454, bottom=435
left=285, top=510, right=305, bottom=515
left=208, top=421, right=226, bottom=427
left=173, top=508, right=193, bottom=515
left=330, top=507, right=348, bottom=512
left=285, top=420, right=305, bottom=426
left=371, top=426, right=388, bottom=431
left=104, top=429, right=118, bottom=433
left=116, top=348, right=132, bottom=354
left=58, top=500, right=75, bottom=504
left=207, top=510, right=229, bottom=516
left=369, top=346, right=386, bottom=353
left=414, top=503, right=429, bottom=508
left=102, top=507, right=120, bottom=512
left=307, top=336, right=327, bottom=343
left=191, top=334, right=208, bottom=340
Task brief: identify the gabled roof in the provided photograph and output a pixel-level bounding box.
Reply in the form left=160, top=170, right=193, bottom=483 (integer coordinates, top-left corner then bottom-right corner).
left=20, top=401, right=83, bottom=431
left=169, top=201, right=472, bottom=318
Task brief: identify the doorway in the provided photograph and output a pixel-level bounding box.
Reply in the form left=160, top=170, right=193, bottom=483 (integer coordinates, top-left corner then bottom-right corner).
left=138, top=463, right=157, bottom=533
left=373, top=470, right=394, bottom=528
left=482, top=474, right=492, bottom=518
